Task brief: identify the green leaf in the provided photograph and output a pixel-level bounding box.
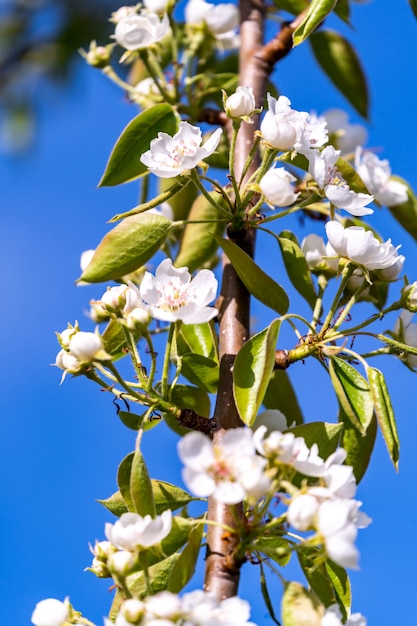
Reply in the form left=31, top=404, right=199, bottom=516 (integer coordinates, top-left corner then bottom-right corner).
left=387, top=178, right=417, bottom=242
left=334, top=0, right=350, bottom=22
left=367, top=366, right=400, bottom=469
left=152, top=480, right=201, bottom=514
left=179, top=353, right=219, bottom=393
left=234, top=319, right=282, bottom=426
left=99, top=104, right=178, bottom=186
left=101, top=320, right=141, bottom=360
left=175, top=321, right=218, bottom=362
left=278, top=231, right=317, bottom=309
left=78, top=213, right=172, bottom=284
left=282, top=582, right=322, bottom=626
left=130, top=449, right=156, bottom=517
left=117, top=410, right=147, bottom=431
left=329, top=356, right=374, bottom=435
left=310, top=30, right=369, bottom=118
left=167, top=522, right=204, bottom=592
left=293, top=0, right=338, bottom=45
left=216, top=237, right=289, bottom=315
left=159, top=178, right=198, bottom=222
left=263, top=369, right=304, bottom=425
left=339, top=406, right=377, bottom=483
left=170, top=384, right=211, bottom=418
left=97, top=490, right=128, bottom=517
left=117, top=452, right=135, bottom=512
left=272, top=0, right=308, bottom=15
left=336, top=156, right=370, bottom=195
left=125, top=554, right=181, bottom=605
left=254, top=536, right=292, bottom=566
left=146, top=517, right=196, bottom=567
left=289, top=422, right=343, bottom=459
left=175, top=192, right=226, bottom=272
left=259, top=560, right=281, bottom=625
left=409, top=0, right=417, bottom=19
left=325, top=560, right=351, bottom=620
left=298, top=550, right=337, bottom=610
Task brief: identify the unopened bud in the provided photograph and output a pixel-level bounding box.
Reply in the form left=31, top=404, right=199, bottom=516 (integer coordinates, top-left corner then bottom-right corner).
left=85, top=42, right=112, bottom=68
left=107, top=550, right=137, bottom=576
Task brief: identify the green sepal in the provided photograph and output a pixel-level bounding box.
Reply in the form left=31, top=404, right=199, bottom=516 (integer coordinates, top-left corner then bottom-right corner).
left=130, top=448, right=156, bottom=517
left=278, top=230, right=317, bottom=309
left=166, top=522, right=204, bottom=593
left=216, top=236, right=289, bottom=315
left=367, top=366, right=400, bottom=469
left=98, top=104, right=178, bottom=186
left=289, top=422, right=343, bottom=459
left=263, top=369, right=304, bottom=425
left=387, top=177, right=417, bottom=242
left=77, top=213, right=172, bottom=284
left=339, top=406, right=377, bottom=484
left=310, top=29, right=369, bottom=118
left=254, top=536, right=292, bottom=567
left=175, top=192, right=227, bottom=272
left=293, top=0, right=338, bottom=46
left=233, top=319, right=282, bottom=426
left=329, top=356, right=374, bottom=435
left=282, top=581, right=322, bottom=626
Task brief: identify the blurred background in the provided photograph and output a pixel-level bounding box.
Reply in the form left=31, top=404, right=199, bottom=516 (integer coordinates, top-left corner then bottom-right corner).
left=1, top=0, right=416, bottom=624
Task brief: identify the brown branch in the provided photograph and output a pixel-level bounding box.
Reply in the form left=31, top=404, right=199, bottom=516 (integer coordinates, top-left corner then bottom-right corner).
left=177, top=408, right=218, bottom=434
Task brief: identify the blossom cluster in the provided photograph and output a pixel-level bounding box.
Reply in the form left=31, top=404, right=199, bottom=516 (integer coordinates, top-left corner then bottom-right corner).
left=179, top=424, right=371, bottom=570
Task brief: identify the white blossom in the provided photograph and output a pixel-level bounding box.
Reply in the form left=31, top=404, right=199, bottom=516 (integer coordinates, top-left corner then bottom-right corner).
left=251, top=409, right=288, bottom=433
left=31, top=598, right=69, bottom=626
left=325, top=220, right=404, bottom=273
left=323, top=108, right=368, bottom=154
left=105, top=510, right=172, bottom=550
left=225, top=86, right=256, bottom=119
left=402, top=281, right=417, bottom=312
left=259, top=167, right=300, bottom=207
left=301, top=233, right=339, bottom=273
left=114, top=11, right=170, bottom=50
left=395, top=311, right=417, bottom=368
left=307, top=146, right=374, bottom=216
left=322, top=604, right=367, bottom=626
left=260, top=94, right=308, bottom=151
left=355, top=147, right=408, bottom=207
left=145, top=592, right=182, bottom=620
left=91, top=282, right=148, bottom=323
left=140, top=258, right=218, bottom=324
left=55, top=349, right=80, bottom=375
left=294, top=111, right=329, bottom=155
left=68, top=330, right=109, bottom=362
left=185, top=0, right=239, bottom=35
left=107, top=549, right=137, bottom=575
left=141, top=121, right=222, bottom=178
left=287, top=493, right=320, bottom=531
left=143, top=0, right=170, bottom=14
left=178, top=429, right=270, bottom=504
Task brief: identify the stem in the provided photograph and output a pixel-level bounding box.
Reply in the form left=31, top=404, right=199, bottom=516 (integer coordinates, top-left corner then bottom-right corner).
left=319, top=263, right=355, bottom=336
left=161, top=323, right=175, bottom=398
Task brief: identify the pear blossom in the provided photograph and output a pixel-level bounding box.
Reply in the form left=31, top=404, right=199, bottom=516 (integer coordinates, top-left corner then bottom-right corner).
left=355, top=147, right=408, bottom=207
left=55, top=349, right=80, bottom=374
left=185, top=0, right=239, bottom=36
left=287, top=493, right=319, bottom=531
left=260, top=94, right=308, bottom=151
left=68, top=330, right=110, bottom=362
left=325, top=220, right=404, bottom=273
left=402, top=281, right=417, bottom=312
left=294, top=111, right=329, bottom=155
left=143, top=0, right=170, bottom=14
left=114, top=10, right=170, bottom=50
left=259, top=167, right=300, bottom=207
left=107, top=549, right=137, bottom=575
left=301, top=233, right=339, bottom=274
left=178, top=429, right=270, bottom=504
left=251, top=409, right=288, bottom=434
left=225, top=86, right=256, bottom=119
left=307, top=146, right=374, bottom=216
left=140, top=121, right=222, bottom=178
left=322, top=604, right=367, bottom=626
left=140, top=258, right=218, bottom=324
left=395, top=311, right=417, bottom=368
left=105, top=510, right=172, bottom=550
left=110, top=5, right=139, bottom=24
left=90, top=282, right=149, bottom=323
left=323, top=108, right=368, bottom=154
left=31, top=598, right=69, bottom=626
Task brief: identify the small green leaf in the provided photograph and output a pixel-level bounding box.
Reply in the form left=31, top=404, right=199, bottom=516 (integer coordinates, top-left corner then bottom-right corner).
left=254, top=536, right=292, bottom=566
left=259, top=560, right=281, bottom=625
left=367, top=366, right=400, bottom=469
left=101, top=320, right=141, bottom=360
left=289, top=422, right=343, bottom=459
left=97, top=490, right=128, bottom=517
left=118, top=554, right=180, bottom=607
left=117, top=452, right=135, bottom=512
left=175, top=193, right=226, bottom=272
left=325, top=560, right=351, bottom=619
left=298, top=550, right=337, bottom=610
left=263, top=369, right=304, bottom=425
left=78, top=213, right=172, bottom=284
left=278, top=231, right=317, bottom=309
left=167, top=522, right=204, bottom=592
left=179, top=354, right=219, bottom=393
left=216, top=237, right=289, bottom=315
left=387, top=178, right=417, bottom=242
left=329, top=356, right=374, bottom=435
left=175, top=320, right=218, bottom=362
left=272, top=0, right=308, bottom=15
left=234, top=319, right=282, bottom=426
left=130, top=449, right=156, bottom=517
left=147, top=517, right=196, bottom=567
left=282, top=581, right=322, bottom=626
left=117, top=410, right=150, bottom=431
left=99, top=104, right=178, bottom=186
left=310, top=30, right=369, bottom=118
left=152, top=480, right=201, bottom=514
left=336, top=157, right=370, bottom=195
left=170, top=384, right=211, bottom=418
left=293, top=0, right=338, bottom=45
left=340, top=406, right=377, bottom=483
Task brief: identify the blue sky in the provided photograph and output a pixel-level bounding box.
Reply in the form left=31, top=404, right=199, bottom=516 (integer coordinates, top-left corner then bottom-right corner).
left=1, top=1, right=417, bottom=624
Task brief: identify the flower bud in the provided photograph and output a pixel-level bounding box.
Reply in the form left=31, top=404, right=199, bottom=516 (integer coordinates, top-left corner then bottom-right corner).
left=31, top=598, right=69, bottom=626
left=68, top=330, right=109, bottom=362
left=55, top=349, right=80, bottom=374
left=143, top=0, right=170, bottom=13
left=126, top=306, right=150, bottom=331
left=89, top=556, right=111, bottom=578
left=259, top=167, right=299, bottom=207
left=107, top=550, right=137, bottom=576
left=57, top=326, right=77, bottom=349
left=402, top=281, right=417, bottom=312
left=114, top=12, right=170, bottom=51
left=225, top=86, right=255, bottom=119
left=120, top=598, right=146, bottom=623
left=85, top=42, right=112, bottom=68
left=92, top=540, right=118, bottom=561
left=110, top=6, right=138, bottom=23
